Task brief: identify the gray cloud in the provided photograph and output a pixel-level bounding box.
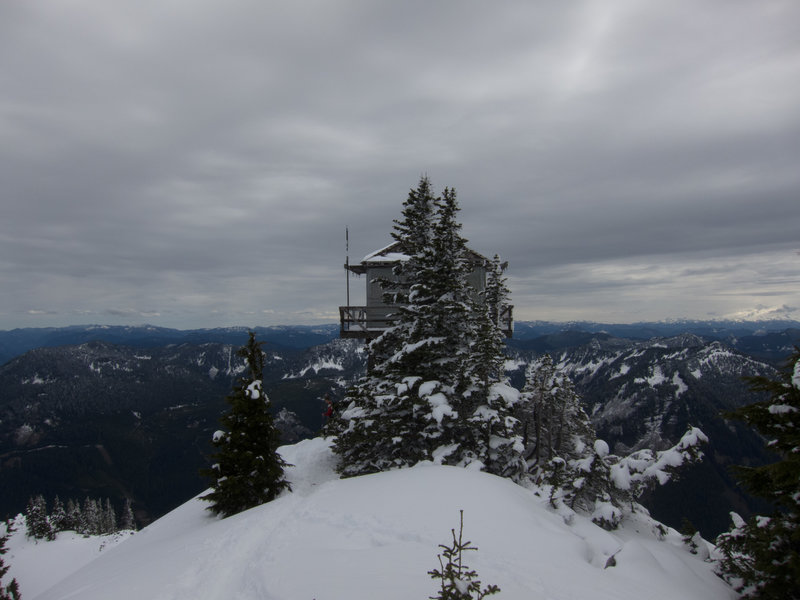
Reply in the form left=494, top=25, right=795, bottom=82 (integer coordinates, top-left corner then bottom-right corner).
left=1, top=1, right=798, bottom=329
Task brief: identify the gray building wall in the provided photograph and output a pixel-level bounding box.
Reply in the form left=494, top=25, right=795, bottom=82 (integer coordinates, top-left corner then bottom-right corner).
left=364, top=263, right=486, bottom=308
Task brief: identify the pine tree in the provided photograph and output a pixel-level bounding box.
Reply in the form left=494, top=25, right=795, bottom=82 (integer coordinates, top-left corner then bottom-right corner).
left=681, top=518, right=702, bottom=555
left=483, top=254, right=511, bottom=335
left=24, top=497, right=37, bottom=538
left=201, top=331, right=291, bottom=517
left=120, top=498, right=136, bottom=531
left=25, top=495, right=53, bottom=540
left=65, top=498, right=81, bottom=532
left=516, top=357, right=706, bottom=529
left=414, top=186, right=490, bottom=468
left=334, top=177, right=443, bottom=475
left=0, top=525, right=21, bottom=600
left=463, top=277, right=522, bottom=478
left=716, top=348, right=800, bottom=599
left=334, top=178, right=521, bottom=476
left=81, top=497, right=100, bottom=536
left=568, top=440, right=619, bottom=529
left=516, top=357, right=598, bottom=480
left=515, top=355, right=561, bottom=473
left=50, top=496, right=67, bottom=533
left=101, top=499, right=117, bottom=534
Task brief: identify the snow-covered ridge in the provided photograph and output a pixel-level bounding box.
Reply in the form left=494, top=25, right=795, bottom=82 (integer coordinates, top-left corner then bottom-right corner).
left=281, top=338, right=364, bottom=379
left=283, top=356, right=345, bottom=378
left=9, top=438, right=734, bottom=600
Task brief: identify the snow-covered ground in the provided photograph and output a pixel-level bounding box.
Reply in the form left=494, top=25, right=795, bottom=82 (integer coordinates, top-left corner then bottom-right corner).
left=4, top=438, right=735, bottom=600
left=1, top=524, right=133, bottom=598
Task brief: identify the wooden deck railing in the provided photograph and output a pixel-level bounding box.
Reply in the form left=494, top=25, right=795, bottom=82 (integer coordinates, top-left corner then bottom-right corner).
left=339, top=306, right=396, bottom=339
left=339, top=305, right=513, bottom=339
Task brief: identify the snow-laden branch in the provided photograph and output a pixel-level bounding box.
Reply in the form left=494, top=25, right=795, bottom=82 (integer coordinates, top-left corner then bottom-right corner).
left=608, top=426, right=708, bottom=496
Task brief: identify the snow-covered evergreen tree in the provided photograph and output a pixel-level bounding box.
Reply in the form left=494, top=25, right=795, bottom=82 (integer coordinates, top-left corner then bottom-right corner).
left=25, top=495, right=53, bottom=540
left=120, top=498, right=136, bottom=531
left=516, top=357, right=597, bottom=484
left=562, top=426, right=708, bottom=529
left=413, top=186, right=492, bottom=469
left=81, top=497, right=101, bottom=536
left=517, top=356, right=707, bottom=529
left=463, top=261, right=522, bottom=479
left=515, top=355, right=586, bottom=473
left=568, top=439, right=619, bottom=528
left=50, top=495, right=67, bottom=533
left=334, top=177, right=443, bottom=475
left=100, top=498, right=117, bottom=534
left=483, top=254, right=511, bottom=334
left=65, top=498, right=81, bottom=532
left=0, top=525, right=20, bottom=600
left=201, top=331, right=291, bottom=517
left=716, top=348, right=800, bottom=599
left=334, top=178, right=520, bottom=477
left=515, top=358, right=613, bottom=522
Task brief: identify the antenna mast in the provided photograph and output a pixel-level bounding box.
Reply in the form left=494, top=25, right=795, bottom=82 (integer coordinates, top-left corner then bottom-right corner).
left=345, top=227, right=350, bottom=308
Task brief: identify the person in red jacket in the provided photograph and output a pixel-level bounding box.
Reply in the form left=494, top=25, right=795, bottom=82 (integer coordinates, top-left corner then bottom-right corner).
left=322, top=394, right=335, bottom=420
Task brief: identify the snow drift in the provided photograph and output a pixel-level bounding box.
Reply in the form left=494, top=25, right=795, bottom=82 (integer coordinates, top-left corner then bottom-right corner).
left=13, top=438, right=733, bottom=600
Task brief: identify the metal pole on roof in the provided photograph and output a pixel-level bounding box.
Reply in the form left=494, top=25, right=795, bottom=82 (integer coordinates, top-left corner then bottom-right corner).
left=345, top=227, right=350, bottom=308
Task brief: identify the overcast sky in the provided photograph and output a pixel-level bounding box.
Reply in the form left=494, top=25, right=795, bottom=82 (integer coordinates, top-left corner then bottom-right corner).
left=2, top=0, right=798, bottom=330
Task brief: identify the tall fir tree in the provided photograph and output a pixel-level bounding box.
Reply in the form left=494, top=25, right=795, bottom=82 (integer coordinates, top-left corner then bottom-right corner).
left=483, top=254, right=511, bottom=334
left=81, top=497, right=101, bottom=536
left=334, top=178, right=521, bottom=476
left=461, top=256, right=522, bottom=478
left=50, top=496, right=67, bottom=533
left=334, top=177, right=440, bottom=475
left=412, top=186, right=483, bottom=467
left=516, top=357, right=596, bottom=479
left=100, top=499, right=117, bottom=534
left=716, top=348, right=800, bottom=599
left=515, top=356, right=559, bottom=472
left=515, top=356, right=603, bottom=506
left=65, top=499, right=81, bottom=532
left=201, top=331, right=291, bottom=517
left=120, top=498, right=136, bottom=531
left=25, top=495, right=53, bottom=540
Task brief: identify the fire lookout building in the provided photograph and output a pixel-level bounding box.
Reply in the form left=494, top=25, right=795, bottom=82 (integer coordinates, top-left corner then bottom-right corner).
left=339, top=240, right=513, bottom=340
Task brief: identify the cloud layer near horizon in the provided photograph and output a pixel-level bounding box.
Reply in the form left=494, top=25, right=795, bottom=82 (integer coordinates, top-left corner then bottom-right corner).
left=1, top=0, right=798, bottom=329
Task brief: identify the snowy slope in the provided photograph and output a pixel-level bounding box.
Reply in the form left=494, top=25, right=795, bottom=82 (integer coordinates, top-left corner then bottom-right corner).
left=15, top=438, right=734, bottom=600
left=1, top=524, right=134, bottom=599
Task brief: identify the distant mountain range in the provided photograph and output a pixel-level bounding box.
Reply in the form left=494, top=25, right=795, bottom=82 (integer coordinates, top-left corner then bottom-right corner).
left=2, top=319, right=798, bottom=366
left=0, top=324, right=342, bottom=366
left=0, top=321, right=798, bottom=536
left=509, top=319, right=800, bottom=362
